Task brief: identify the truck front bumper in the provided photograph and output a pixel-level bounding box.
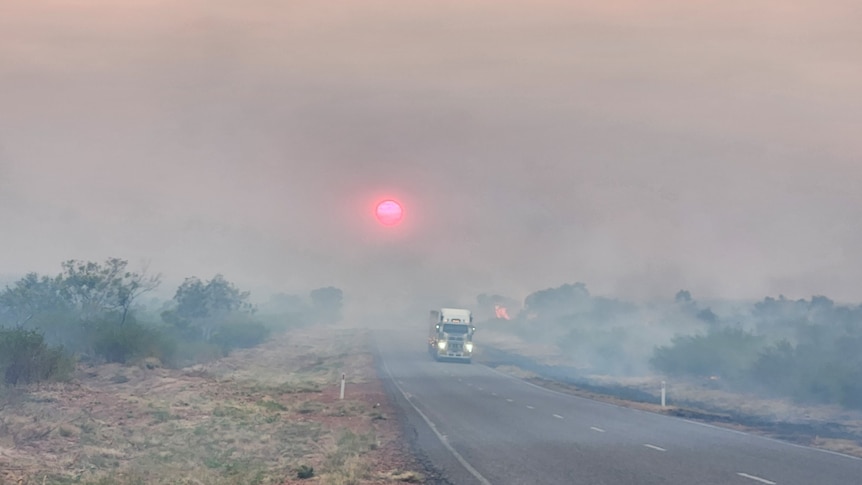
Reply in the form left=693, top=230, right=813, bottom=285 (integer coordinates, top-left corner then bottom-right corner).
left=436, top=351, right=472, bottom=361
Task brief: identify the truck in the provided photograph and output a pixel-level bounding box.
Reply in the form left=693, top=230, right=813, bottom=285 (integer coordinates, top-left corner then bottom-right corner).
left=428, top=308, right=476, bottom=363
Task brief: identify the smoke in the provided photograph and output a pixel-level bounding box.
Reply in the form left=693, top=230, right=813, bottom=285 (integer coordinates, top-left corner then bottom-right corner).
left=476, top=281, right=862, bottom=411
left=2, top=0, right=862, bottom=315
left=476, top=284, right=747, bottom=377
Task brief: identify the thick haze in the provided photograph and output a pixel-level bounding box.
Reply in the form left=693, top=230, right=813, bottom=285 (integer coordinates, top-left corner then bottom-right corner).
left=2, top=1, right=861, bottom=313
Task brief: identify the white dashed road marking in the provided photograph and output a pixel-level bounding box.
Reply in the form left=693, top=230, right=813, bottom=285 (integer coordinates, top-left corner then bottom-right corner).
left=553, top=414, right=565, bottom=420
left=737, top=473, right=776, bottom=484
left=526, top=405, right=535, bottom=409
left=643, top=444, right=666, bottom=452
left=506, top=399, right=514, bottom=402
left=590, top=427, right=605, bottom=433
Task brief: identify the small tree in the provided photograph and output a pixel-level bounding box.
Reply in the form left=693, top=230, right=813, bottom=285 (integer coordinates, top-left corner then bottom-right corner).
left=521, top=283, right=591, bottom=321
left=59, top=258, right=160, bottom=325
left=0, top=273, right=70, bottom=328
left=674, top=290, right=692, bottom=304
left=0, top=328, right=73, bottom=385
left=162, top=275, right=254, bottom=340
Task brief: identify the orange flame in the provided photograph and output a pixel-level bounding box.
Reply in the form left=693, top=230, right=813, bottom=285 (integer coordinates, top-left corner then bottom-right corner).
left=494, top=304, right=510, bottom=320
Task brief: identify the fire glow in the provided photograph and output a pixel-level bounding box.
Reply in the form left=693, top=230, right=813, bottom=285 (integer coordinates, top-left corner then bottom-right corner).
left=495, top=305, right=510, bottom=320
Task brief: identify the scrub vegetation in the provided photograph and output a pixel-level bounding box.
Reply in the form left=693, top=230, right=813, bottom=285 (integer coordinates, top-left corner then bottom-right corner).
left=477, top=283, right=862, bottom=458
left=0, top=260, right=419, bottom=484
left=0, top=258, right=344, bottom=378
left=477, top=284, right=862, bottom=410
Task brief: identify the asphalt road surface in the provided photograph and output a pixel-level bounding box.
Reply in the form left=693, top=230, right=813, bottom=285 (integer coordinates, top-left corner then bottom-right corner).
left=374, top=329, right=862, bottom=485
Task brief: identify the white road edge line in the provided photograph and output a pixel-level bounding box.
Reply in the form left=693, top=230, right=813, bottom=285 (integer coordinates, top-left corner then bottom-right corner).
left=643, top=444, right=666, bottom=452
left=553, top=414, right=564, bottom=419
left=682, top=418, right=862, bottom=462
left=380, top=356, right=492, bottom=485
left=737, top=472, right=776, bottom=484
left=484, top=363, right=862, bottom=462
left=590, top=427, right=605, bottom=433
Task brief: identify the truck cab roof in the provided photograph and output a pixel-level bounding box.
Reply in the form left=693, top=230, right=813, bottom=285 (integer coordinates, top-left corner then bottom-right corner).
left=440, top=308, right=472, bottom=323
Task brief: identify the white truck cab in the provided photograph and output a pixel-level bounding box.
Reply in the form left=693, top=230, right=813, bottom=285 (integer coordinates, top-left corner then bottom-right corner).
left=428, top=308, right=476, bottom=362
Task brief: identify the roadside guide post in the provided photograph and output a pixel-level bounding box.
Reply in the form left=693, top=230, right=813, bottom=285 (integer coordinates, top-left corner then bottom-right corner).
left=340, top=373, right=345, bottom=400
left=661, top=380, right=666, bottom=408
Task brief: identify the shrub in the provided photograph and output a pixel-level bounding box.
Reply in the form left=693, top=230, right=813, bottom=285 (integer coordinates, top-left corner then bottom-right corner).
left=91, top=321, right=176, bottom=364
left=651, top=327, right=765, bottom=380
left=296, top=464, right=314, bottom=479
left=751, top=338, right=862, bottom=409
left=0, top=328, right=74, bottom=385
left=750, top=339, right=798, bottom=396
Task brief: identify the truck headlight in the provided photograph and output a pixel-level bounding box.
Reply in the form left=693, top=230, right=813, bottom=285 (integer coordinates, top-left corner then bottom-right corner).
left=465, top=343, right=473, bottom=353
left=437, top=341, right=447, bottom=349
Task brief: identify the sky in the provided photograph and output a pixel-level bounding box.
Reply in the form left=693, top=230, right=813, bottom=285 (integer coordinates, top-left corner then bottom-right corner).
left=1, top=0, right=861, bottom=313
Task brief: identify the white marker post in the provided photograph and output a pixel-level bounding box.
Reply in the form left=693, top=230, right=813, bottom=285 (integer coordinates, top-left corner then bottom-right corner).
left=661, top=380, right=667, bottom=408
left=340, top=373, right=345, bottom=400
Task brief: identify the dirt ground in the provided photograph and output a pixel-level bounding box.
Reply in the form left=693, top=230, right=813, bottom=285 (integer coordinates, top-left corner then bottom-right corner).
left=0, top=326, right=423, bottom=485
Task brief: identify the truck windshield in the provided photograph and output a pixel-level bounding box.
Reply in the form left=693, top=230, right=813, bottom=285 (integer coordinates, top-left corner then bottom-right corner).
left=442, top=324, right=469, bottom=334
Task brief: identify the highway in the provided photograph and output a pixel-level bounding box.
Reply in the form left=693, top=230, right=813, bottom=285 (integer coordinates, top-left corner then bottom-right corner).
left=374, top=329, right=862, bottom=485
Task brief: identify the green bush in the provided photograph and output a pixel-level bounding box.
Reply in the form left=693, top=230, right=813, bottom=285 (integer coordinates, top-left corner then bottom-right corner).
left=651, top=327, right=765, bottom=380
left=751, top=338, right=862, bottom=409
left=296, top=464, right=314, bottom=479
left=838, top=371, right=862, bottom=409
left=0, top=328, right=74, bottom=385
left=750, top=339, right=799, bottom=396
left=91, top=321, right=176, bottom=364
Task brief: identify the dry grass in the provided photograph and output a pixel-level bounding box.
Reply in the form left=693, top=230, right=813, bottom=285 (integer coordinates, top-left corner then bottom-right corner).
left=378, top=470, right=424, bottom=483
left=492, top=365, right=539, bottom=380
left=812, top=437, right=862, bottom=457
left=0, top=326, right=423, bottom=484
left=317, top=430, right=378, bottom=485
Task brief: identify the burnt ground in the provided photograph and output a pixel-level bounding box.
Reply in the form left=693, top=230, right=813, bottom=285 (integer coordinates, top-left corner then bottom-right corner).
left=479, top=344, right=862, bottom=458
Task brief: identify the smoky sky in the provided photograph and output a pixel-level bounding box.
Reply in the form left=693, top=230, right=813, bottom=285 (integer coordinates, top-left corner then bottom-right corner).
left=1, top=0, right=861, bottom=311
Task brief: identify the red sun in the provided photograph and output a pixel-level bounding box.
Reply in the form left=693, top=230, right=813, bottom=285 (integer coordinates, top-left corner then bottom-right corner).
left=375, top=200, right=404, bottom=226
